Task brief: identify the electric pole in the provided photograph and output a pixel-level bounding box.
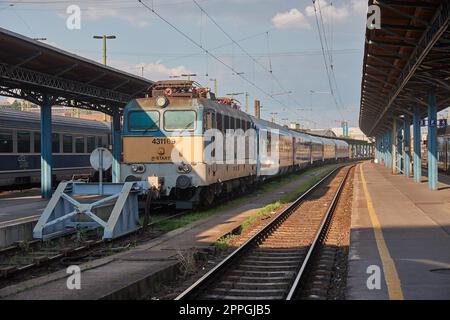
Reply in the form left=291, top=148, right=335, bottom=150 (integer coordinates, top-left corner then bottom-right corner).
left=93, top=35, right=116, bottom=65
left=209, top=78, right=218, bottom=96
left=93, top=35, right=116, bottom=121
left=245, top=92, right=249, bottom=113
left=270, top=112, right=278, bottom=123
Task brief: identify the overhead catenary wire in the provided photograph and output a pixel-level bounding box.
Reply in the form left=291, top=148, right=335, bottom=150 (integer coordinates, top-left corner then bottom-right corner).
left=316, top=0, right=332, bottom=70
left=136, top=0, right=294, bottom=114
left=319, top=0, right=346, bottom=112
left=318, top=0, right=344, bottom=109
left=190, top=0, right=313, bottom=123
left=158, top=30, right=274, bottom=64
left=192, top=0, right=272, bottom=75
left=311, top=0, right=344, bottom=120
left=266, top=31, right=273, bottom=74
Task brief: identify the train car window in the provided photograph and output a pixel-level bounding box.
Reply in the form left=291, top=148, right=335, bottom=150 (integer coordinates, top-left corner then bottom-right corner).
left=34, top=132, right=41, bottom=153
left=246, top=121, right=251, bottom=130
left=164, top=110, right=196, bottom=131
left=241, top=119, right=246, bottom=130
left=0, top=131, right=13, bottom=153
left=52, top=133, right=60, bottom=153
left=63, top=135, right=73, bottom=153
left=235, top=118, right=241, bottom=130
left=230, top=117, right=235, bottom=130
left=99, top=136, right=108, bottom=148
left=217, top=114, right=223, bottom=132
left=224, top=115, right=230, bottom=130
left=128, top=111, right=159, bottom=131
left=17, top=131, right=31, bottom=153
left=203, top=111, right=215, bottom=131
left=75, top=136, right=85, bottom=153
left=87, top=136, right=96, bottom=153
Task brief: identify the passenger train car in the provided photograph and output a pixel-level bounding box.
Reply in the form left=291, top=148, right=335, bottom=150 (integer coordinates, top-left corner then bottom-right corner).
left=120, top=80, right=350, bottom=208
left=438, top=125, right=450, bottom=174
left=0, top=108, right=111, bottom=189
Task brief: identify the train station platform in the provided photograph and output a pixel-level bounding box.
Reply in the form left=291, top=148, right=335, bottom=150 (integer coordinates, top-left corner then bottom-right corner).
left=0, top=189, right=45, bottom=247
left=0, top=189, right=44, bottom=223
left=347, top=162, right=450, bottom=300
left=0, top=166, right=335, bottom=300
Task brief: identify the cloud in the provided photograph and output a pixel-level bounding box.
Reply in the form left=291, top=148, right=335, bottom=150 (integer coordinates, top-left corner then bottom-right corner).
left=305, top=0, right=350, bottom=22
left=350, top=0, right=369, bottom=14
left=52, top=2, right=150, bottom=28
left=108, top=59, right=194, bottom=80
left=82, top=6, right=150, bottom=28
left=136, top=62, right=194, bottom=79
left=272, top=0, right=365, bottom=30
left=272, top=8, right=311, bottom=30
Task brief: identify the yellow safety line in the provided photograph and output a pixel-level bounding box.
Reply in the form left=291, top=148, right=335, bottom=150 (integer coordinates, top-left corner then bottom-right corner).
left=359, top=164, right=404, bottom=300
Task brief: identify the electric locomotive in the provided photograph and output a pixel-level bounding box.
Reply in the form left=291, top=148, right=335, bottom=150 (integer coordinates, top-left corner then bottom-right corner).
left=120, top=80, right=350, bottom=209
left=121, top=80, right=258, bottom=208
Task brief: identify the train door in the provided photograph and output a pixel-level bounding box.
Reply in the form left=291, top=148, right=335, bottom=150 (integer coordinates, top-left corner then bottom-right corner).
left=447, top=137, right=450, bottom=173
left=203, top=110, right=217, bottom=180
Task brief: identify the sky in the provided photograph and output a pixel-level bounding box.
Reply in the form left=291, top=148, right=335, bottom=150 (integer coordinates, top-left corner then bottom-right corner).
left=0, top=0, right=369, bottom=129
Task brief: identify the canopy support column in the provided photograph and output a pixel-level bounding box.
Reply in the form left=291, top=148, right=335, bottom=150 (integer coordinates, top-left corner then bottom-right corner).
left=427, top=94, right=438, bottom=190
left=40, top=95, right=52, bottom=199
left=112, top=110, right=122, bottom=183
left=403, top=115, right=411, bottom=177
left=392, top=120, right=397, bottom=174
left=413, top=106, right=421, bottom=183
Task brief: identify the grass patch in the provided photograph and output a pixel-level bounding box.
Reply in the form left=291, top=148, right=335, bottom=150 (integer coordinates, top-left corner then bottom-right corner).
left=152, top=194, right=254, bottom=232
left=153, top=164, right=342, bottom=234
left=241, top=201, right=282, bottom=231
left=214, top=233, right=236, bottom=251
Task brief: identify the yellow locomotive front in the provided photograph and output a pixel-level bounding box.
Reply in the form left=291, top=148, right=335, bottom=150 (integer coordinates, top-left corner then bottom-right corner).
left=121, top=81, right=217, bottom=208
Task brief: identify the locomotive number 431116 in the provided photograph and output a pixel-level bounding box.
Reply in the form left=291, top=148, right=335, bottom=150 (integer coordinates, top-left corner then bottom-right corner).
left=152, top=138, right=176, bottom=145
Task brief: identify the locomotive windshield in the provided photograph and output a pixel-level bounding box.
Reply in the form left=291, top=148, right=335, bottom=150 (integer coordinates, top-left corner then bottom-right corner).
left=128, top=111, right=160, bottom=131
left=164, top=110, right=196, bottom=131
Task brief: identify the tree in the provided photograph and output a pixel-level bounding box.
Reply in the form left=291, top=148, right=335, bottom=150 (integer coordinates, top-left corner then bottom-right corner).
left=10, top=100, right=22, bottom=110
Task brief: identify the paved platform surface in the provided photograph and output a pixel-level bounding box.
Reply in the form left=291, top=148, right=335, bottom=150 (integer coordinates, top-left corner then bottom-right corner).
left=0, top=166, right=335, bottom=300
left=0, top=189, right=45, bottom=223
left=347, top=162, right=450, bottom=300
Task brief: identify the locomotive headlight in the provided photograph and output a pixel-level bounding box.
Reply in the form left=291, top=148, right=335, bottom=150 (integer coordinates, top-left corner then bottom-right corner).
left=131, top=164, right=146, bottom=174
left=156, top=96, right=169, bottom=108
left=176, top=162, right=192, bottom=174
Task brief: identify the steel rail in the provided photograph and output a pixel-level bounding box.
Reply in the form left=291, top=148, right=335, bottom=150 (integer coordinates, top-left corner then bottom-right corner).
left=176, top=165, right=349, bottom=300
left=0, top=209, right=190, bottom=280
left=286, top=165, right=352, bottom=300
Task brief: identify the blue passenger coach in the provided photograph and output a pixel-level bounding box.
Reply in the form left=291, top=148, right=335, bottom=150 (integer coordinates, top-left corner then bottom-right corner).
left=0, top=108, right=110, bottom=188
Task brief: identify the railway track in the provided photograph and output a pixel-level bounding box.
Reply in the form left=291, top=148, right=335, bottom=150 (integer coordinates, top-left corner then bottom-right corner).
left=176, top=165, right=353, bottom=300
left=0, top=208, right=189, bottom=283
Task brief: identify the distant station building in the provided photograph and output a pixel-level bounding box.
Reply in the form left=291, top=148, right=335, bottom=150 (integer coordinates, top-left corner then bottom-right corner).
left=305, top=128, right=337, bottom=138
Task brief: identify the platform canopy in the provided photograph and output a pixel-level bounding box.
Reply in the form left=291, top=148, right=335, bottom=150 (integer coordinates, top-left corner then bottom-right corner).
left=360, top=0, right=450, bottom=137
left=0, top=27, right=154, bottom=115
